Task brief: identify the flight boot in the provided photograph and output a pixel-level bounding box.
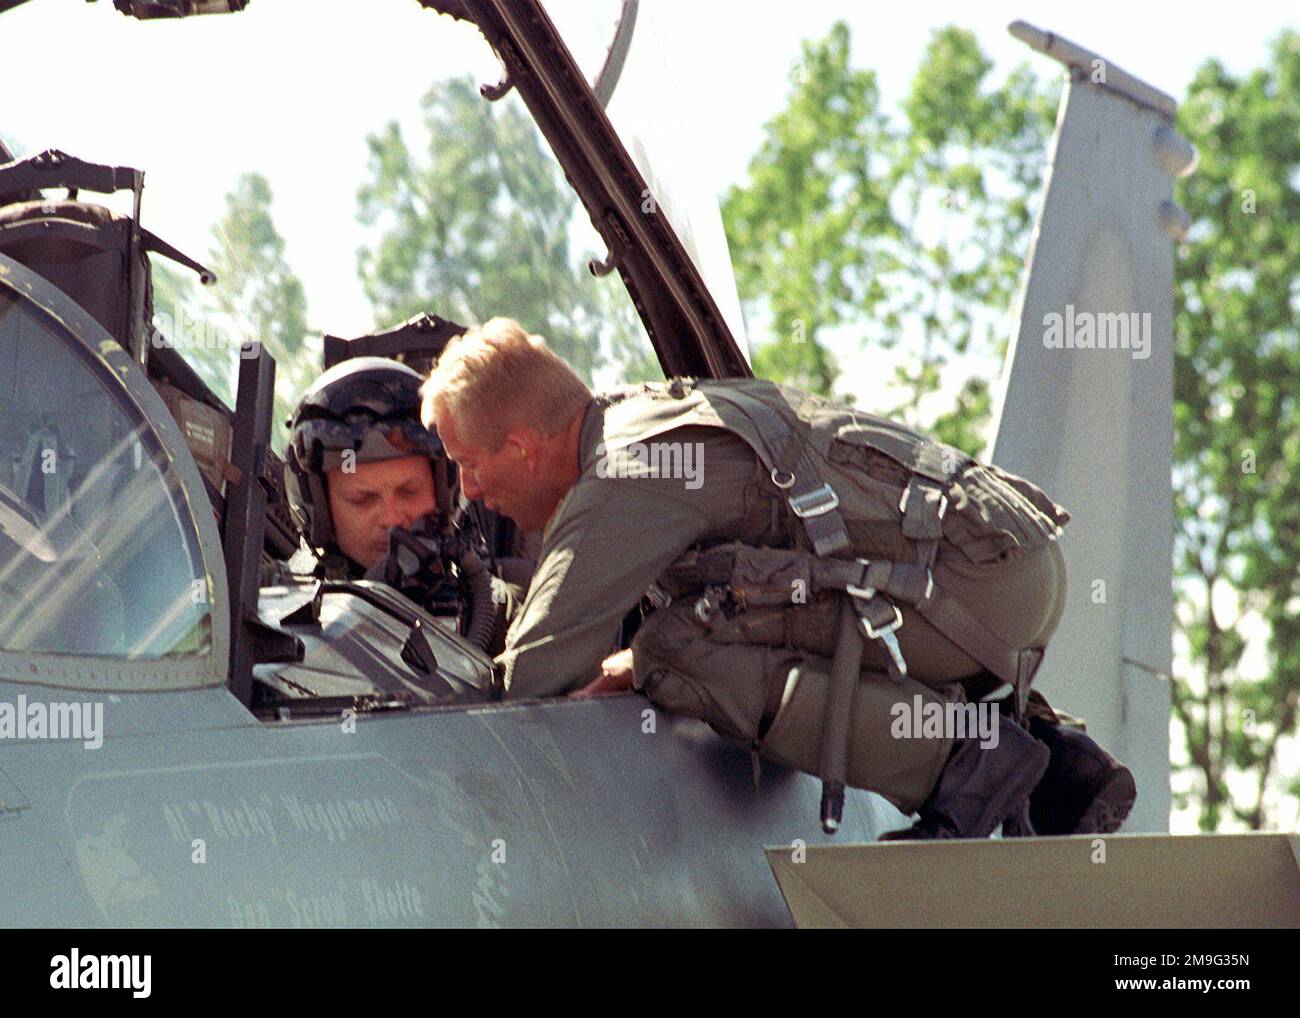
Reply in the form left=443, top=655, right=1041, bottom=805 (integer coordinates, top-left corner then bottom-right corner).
left=1026, top=716, right=1137, bottom=835
left=880, top=713, right=1050, bottom=840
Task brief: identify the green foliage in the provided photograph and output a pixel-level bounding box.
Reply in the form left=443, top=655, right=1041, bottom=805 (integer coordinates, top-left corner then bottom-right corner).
left=206, top=172, right=313, bottom=452
left=725, top=21, right=1298, bottom=828
left=722, top=23, right=1058, bottom=453
left=152, top=173, right=311, bottom=452
left=723, top=22, right=892, bottom=398
left=1171, top=29, right=1300, bottom=830
left=356, top=76, right=650, bottom=386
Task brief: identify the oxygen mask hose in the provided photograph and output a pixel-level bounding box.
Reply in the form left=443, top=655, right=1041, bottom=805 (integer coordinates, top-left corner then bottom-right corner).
left=455, top=545, right=496, bottom=652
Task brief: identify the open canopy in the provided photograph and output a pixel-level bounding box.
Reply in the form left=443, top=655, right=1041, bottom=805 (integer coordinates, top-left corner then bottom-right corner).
left=421, top=0, right=753, bottom=379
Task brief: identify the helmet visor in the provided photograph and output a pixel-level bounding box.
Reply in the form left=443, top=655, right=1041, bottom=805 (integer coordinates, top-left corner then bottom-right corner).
left=292, top=415, right=443, bottom=474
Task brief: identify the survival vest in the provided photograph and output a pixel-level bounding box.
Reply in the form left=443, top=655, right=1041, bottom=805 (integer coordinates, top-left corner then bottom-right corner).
left=603, top=377, right=1072, bottom=830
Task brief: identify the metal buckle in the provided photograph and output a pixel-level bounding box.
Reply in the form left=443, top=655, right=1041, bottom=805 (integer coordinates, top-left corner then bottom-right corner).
left=770, top=468, right=795, bottom=490
left=694, top=587, right=734, bottom=624
left=788, top=483, right=840, bottom=518
left=847, top=589, right=908, bottom=678
left=862, top=604, right=907, bottom=678
left=899, top=484, right=949, bottom=520
left=859, top=603, right=903, bottom=639
left=877, top=629, right=908, bottom=678
left=858, top=602, right=907, bottom=679
left=849, top=562, right=932, bottom=605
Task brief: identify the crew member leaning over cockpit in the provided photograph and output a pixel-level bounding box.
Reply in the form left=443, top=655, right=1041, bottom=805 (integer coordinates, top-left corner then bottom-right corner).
left=282, top=356, right=527, bottom=653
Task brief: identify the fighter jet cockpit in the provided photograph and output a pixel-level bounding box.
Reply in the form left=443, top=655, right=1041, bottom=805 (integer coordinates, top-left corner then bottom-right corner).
left=0, top=247, right=498, bottom=710
left=0, top=0, right=914, bottom=929
left=0, top=0, right=753, bottom=721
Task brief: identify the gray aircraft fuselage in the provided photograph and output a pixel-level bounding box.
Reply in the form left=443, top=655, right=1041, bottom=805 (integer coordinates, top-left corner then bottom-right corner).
left=0, top=681, right=895, bottom=927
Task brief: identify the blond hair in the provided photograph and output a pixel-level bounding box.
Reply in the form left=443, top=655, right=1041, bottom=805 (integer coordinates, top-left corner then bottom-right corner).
left=421, top=317, right=592, bottom=450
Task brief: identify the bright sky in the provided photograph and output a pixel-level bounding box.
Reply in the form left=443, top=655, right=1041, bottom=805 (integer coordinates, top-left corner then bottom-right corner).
left=2, top=0, right=1294, bottom=343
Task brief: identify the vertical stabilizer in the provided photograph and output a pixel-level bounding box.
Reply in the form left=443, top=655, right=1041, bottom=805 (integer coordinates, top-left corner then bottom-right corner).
left=989, top=23, right=1197, bottom=832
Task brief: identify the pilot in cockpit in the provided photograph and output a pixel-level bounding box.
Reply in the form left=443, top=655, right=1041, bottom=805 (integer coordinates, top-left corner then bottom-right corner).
left=283, top=356, right=524, bottom=653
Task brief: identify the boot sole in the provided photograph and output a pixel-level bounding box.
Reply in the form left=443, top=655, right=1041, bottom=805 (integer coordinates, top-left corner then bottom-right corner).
left=1072, top=768, right=1137, bottom=834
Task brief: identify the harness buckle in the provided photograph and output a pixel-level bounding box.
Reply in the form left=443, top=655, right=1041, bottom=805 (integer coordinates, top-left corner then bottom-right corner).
left=788, top=483, right=840, bottom=518
left=849, top=595, right=908, bottom=679
left=694, top=586, right=741, bottom=624
left=858, top=602, right=903, bottom=640
left=876, top=629, right=908, bottom=679
left=899, top=484, right=948, bottom=520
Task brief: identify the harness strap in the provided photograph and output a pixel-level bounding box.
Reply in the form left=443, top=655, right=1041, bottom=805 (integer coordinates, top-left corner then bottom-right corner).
left=658, top=387, right=1038, bottom=821
left=686, top=387, right=864, bottom=830
left=912, top=585, right=1023, bottom=689
left=697, top=387, right=852, bottom=559
left=811, top=555, right=1029, bottom=692
left=819, top=598, right=864, bottom=833
left=899, top=477, right=949, bottom=569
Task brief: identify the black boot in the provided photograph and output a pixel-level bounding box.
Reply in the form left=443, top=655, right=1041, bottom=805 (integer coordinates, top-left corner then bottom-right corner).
left=880, top=713, right=1050, bottom=841
left=1027, top=717, right=1137, bottom=835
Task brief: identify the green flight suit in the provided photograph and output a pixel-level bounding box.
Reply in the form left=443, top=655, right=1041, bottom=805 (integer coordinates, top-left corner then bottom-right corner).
left=496, top=385, right=1067, bottom=814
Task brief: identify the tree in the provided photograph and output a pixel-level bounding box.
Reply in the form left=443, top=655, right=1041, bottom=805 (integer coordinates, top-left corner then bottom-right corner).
left=722, top=23, right=1058, bottom=454
left=1170, top=30, right=1300, bottom=830
left=722, top=22, right=891, bottom=398
left=724, top=22, right=1299, bottom=830
left=356, top=75, right=650, bottom=387
left=887, top=29, right=1058, bottom=452
left=205, top=172, right=313, bottom=452
left=152, top=172, right=311, bottom=452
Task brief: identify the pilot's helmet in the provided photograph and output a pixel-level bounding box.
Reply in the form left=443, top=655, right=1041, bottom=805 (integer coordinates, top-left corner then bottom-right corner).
left=284, top=356, right=454, bottom=553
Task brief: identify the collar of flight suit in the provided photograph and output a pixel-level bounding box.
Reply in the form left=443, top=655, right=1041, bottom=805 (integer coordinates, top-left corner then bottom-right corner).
left=539, top=397, right=605, bottom=540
